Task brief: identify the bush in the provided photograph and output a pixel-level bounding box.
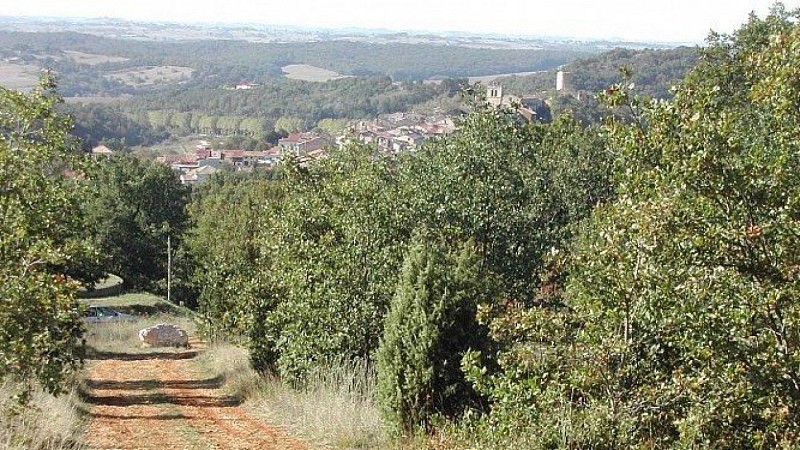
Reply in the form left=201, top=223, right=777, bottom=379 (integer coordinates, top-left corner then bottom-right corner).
left=377, top=235, right=493, bottom=434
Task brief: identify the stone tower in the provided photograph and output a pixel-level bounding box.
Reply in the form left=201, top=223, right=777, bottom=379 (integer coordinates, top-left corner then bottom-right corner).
left=486, top=84, right=503, bottom=107
left=556, top=70, right=570, bottom=91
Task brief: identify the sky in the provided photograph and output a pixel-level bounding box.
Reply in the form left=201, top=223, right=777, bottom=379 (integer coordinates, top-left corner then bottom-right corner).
left=2, top=0, right=799, bottom=43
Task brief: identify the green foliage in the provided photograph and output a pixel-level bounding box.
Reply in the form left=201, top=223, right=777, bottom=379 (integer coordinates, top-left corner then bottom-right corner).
left=274, top=116, right=305, bottom=134
left=463, top=6, right=800, bottom=448
left=0, top=75, right=95, bottom=394
left=566, top=46, right=699, bottom=98
left=186, top=171, right=281, bottom=349
left=189, top=102, right=613, bottom=422
left=496, top=46, right=698, bottom=100
left=86, top=154, right=188, bottom=290
left=129, top=77, right=444, bottom=132
left=574, top=10, right=800, bottom=446
left=316, top=118, right=349, bottom=134
left=64, top=103, right=168, bottom=151
left=377, top=235, right=493, bottom=434
left=400, top=106, right=612, bottom=299
left=266, top=145, right=409, bottom=381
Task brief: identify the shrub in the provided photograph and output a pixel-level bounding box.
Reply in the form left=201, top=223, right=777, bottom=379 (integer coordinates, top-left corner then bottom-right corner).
left=377, top=235, right=493, bottom=434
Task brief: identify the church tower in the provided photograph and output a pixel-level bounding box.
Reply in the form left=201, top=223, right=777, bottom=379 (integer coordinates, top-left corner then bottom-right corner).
left=486, top=84, right=503, bottom=107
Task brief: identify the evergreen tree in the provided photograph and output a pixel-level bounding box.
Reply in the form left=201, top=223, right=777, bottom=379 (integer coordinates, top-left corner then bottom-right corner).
left=377, top=234, right=493, bottom=433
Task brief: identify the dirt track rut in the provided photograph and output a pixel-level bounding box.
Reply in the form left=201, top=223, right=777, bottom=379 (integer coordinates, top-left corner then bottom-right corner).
left=83, top=343, right=307, bottom=450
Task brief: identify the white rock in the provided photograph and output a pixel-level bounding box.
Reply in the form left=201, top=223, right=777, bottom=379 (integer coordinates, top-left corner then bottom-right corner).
left=138, top=323, right=189, bottom=347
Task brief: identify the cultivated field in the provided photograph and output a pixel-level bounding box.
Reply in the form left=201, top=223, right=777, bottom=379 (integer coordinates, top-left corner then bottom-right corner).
left=0, top=61, right=41, bottom=90
left=105, top=65, right=194, bottom=86
left=64, top=95, right=132, bottom=105
left=63, top=50, right=129, bottom=65
left=282, top=64, right=352, bottom=82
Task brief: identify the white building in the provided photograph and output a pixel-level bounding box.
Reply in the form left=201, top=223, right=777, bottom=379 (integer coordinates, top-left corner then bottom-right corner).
left=556, top=70, right=570, bottom=91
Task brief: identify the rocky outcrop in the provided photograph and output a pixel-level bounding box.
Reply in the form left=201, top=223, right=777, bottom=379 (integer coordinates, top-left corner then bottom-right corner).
left=138, top=324, right=189, bottom=348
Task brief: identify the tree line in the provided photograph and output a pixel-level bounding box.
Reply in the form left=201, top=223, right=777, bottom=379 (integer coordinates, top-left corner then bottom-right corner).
left=63, top=76, right=455, bottom=150
left=0, top=31, right=588, bottom=93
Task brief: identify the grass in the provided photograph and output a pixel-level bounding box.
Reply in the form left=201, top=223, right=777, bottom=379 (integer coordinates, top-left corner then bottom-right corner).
left=195, top=344, right=392, bottom=450
left=81, top=290, right=195, bottom=316
left=105, top=65, right=194, bottom=87
left=77, top=274, right=123, bottom=299
left=0, top=379, right=85, bottom=450
left=0, top=61, right=41, bottom=91
left=62, top=51, right=128, bottom=66
left=83, top=312, right=197, bottom=356
left=81, top=286, right=197, bottom=356
left=282, top=64, right=352, bottom=82
left=92, top=274, right=124, bottom=291
left=82, top=291, right=197, bottom=357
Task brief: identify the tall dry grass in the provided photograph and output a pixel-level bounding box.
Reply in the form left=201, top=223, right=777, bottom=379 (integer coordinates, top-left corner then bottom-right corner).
left=0, top=380, right=85, bottom=450
left=197, top=344, right=390, bottom=450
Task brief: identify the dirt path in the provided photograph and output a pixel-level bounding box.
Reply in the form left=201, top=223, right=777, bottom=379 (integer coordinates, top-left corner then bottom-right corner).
left=83, top=342, right=307, bottom=450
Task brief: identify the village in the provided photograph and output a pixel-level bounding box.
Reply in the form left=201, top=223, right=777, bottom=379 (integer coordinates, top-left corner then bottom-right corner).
left=90, top=74, right=574, bottom=186
left=92, top=110, right=459, bottom=185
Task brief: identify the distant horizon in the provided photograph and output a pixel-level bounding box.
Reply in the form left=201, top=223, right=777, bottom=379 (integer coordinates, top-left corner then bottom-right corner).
left=2, top=0, right=798, bottom=43
left=1, top=14, right=699, bottom=45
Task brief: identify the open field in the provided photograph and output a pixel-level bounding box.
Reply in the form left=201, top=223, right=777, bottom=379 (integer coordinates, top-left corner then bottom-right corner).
left=105, top=65, right=194, bottom=87
left=130, top=135, right=198, bottom=159
left=81, top=291, right=194, bottom=318
left=282, top=64, right=352, bottom=82
left=0, top=61, right=41, bottom=90
left=63, top=50, right=129, bottom=65
left=81, top=287, right=198, bottom=356
left=64, top=95, right=133, bottom=105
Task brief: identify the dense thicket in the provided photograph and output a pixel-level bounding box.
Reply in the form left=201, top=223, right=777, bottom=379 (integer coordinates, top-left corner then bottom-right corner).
left=85, top=155, right=188, bottom=290
left=462, top=7, right=800, bottom=448
left=0, top=75, right=98, bottom=394
left=187, top=7, right=800, bottom=447
left=64, top=103, right=168, bottom=150
left=377, top=235, right=493, bottom=433
left=496, top=46, right=699, bottom=99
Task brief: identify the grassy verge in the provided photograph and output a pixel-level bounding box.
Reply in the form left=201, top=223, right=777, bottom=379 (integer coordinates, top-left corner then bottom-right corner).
left=81, top=291, right=196, bottom=317
left=0, top=379, right=85, bottom=450
left=77, top=274, right=124, bottom=299
left=195, top=344, right=392, bottom=450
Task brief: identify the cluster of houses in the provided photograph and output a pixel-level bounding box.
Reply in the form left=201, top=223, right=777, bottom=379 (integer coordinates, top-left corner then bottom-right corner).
left=90, top=112, right=460, bottom=187
left=147, top=113, right=458, bottom=186
left=92, top=78, right=563, bottom=189
left=342, top=112, right=456, bottom=155
left=153, top=132, right=337, bottom=185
